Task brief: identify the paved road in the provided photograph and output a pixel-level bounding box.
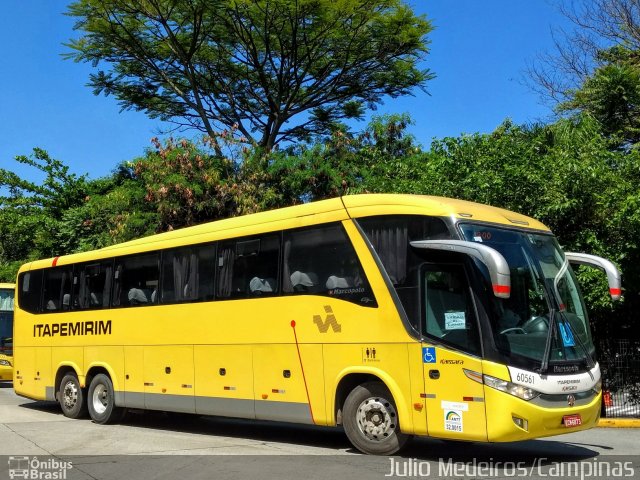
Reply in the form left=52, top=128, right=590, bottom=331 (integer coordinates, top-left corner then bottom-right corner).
left=1, top=383, right=638, bottom=479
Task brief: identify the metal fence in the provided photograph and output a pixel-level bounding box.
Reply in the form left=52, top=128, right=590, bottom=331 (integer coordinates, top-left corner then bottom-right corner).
left=597, top=339, right=640, bottom=418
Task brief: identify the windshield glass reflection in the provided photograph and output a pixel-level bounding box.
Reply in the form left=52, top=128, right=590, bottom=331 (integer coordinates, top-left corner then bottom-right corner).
left=460, top=225, right=594, bottom=366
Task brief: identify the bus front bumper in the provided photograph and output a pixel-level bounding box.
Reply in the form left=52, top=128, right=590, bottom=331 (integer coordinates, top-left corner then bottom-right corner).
left=485, top=388, right=601, bottom=442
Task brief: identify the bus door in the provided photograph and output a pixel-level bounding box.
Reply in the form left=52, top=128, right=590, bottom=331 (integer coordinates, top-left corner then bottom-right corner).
left=420, top=263, right=488, bottom=441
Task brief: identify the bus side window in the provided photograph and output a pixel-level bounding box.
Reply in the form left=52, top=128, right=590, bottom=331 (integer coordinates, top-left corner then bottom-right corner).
left=161, top=243, right=216, bottom=303
left=18, top=270, right=44, bottom=314
left=113, top=254, right=159, bottom=307
left=283, top=223, right=377, bottom=307
left=216, top=235, right=280, bottom=299
left=43, top=267, right=73, bottom=312
left=0, top=289, right=13, bottom=311
left=73, top=261, right=113, bottom=310
left=423, top=264, right=481, bottom=356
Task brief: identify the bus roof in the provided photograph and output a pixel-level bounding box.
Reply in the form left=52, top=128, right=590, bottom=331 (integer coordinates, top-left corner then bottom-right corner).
left=20, top=194, right=550, bottom=272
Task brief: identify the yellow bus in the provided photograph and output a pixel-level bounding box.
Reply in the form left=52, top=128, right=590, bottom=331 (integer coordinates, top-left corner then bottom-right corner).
left=13, top=194, right=621, bottom=455
left=0, top=283, right=15, bottom=382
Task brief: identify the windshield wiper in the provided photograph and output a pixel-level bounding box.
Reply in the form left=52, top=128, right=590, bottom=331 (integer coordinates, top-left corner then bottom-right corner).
left=558, top=311, right=596, bottom=371
left=538, top=308, right=595, bottom=374
left=538, top=308, right=556, bottom=375
left=549, top=258, right=596, bottom=371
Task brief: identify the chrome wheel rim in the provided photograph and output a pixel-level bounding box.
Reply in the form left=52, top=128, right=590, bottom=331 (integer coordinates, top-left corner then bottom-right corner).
left=92, top=383, right=109, bottom=415
left=63, top=381, right=78, bottom=410
left=356, top=396, right=397, bottom=441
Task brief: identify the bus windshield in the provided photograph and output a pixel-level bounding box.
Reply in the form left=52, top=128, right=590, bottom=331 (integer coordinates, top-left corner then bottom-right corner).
left=0, top=288, right=14, bottom=356
left=459, top=225, right=594, bottom=369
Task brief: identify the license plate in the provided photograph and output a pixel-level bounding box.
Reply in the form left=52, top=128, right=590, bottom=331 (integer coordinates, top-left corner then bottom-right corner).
left=563, top=414, right=582, bottom=427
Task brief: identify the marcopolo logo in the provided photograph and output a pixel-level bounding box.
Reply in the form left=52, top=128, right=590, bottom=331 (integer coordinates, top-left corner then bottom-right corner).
left=8, top=456, right=73, bottom=479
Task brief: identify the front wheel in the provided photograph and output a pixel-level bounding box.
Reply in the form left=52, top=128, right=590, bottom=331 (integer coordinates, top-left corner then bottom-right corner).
left=87, top=373, right=126, bottom=424
left=58, top=373, right=87, bottom=419
left=343, top=382, right=411, bottom=455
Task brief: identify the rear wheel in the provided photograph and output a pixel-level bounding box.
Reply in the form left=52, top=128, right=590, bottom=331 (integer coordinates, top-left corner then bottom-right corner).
left=343, top=381, right=411, bottom=455
left=87, top=373, right=126, bottom=424
left=58, top=373, right=87, bottom=419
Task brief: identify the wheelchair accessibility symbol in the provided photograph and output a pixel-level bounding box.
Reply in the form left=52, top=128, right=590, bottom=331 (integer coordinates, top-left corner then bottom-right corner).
left=422, top=347, right=436, bottom=363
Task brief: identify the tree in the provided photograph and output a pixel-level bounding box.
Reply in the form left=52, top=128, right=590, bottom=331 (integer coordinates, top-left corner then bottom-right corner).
left=134, top=136, right=241, bottom=229
left=66, top=0, right=434, bottom=150
left=265, top=113, right=421, bottom=201
left=527, top=1, right=640, bottom=146
left=561, top=60, right=640, bottom=145
left=0, top=148, right=90, bottom=265
left=528, top=0, right=640, bottom=104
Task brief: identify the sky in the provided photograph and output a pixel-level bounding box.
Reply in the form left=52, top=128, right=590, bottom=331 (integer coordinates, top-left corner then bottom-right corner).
left=0, top=1, right=572, bottom=182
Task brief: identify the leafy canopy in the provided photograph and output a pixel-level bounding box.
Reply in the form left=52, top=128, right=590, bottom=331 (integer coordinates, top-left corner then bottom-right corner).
left=66, top=0, right=434, bottom=149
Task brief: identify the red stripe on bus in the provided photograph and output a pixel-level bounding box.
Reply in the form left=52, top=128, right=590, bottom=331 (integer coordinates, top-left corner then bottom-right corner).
left=52, top=256, right=59, bottom=267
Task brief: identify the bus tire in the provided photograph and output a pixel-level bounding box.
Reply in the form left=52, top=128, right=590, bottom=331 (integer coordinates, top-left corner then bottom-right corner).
left=87, top=373, right=125, bottom=424
left=58, top=373, right=87, bottom=419
left=343, top=381, right=411, bottom=455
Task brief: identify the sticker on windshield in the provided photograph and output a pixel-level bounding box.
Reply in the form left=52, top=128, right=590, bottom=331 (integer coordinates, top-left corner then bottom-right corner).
left=473, top=236, right=482, bottom=243
left=445, top=311, right=466, bottom=330
left=559, top=322, right=576, bottom=347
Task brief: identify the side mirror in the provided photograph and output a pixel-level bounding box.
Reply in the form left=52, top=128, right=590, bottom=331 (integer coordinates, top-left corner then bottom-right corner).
left=565, top=252, right=622, bottom=301
left=410, top=240, right=511, bottom=299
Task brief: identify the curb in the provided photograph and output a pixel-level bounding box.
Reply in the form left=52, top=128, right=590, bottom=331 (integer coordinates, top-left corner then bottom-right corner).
left=598, top=418, right=640, bottom=428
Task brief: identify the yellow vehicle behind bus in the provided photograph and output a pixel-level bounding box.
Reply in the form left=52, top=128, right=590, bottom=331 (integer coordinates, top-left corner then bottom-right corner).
left=0, top=283, right=15, bottom=381
left=12, top=194, right=621, bottom=454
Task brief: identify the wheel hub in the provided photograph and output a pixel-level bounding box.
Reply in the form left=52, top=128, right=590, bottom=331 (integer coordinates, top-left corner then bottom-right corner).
left=92, top=384, right=109, bottom=415
left=63, top=381, right=78, bottom=409
left=356, top=397, right=397, bottom=441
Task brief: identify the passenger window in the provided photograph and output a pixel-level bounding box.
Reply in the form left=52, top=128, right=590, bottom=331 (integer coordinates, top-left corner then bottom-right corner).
left=283, top=223, right=376, bottom=307
left=162, top=244, right=216, bottom=303
left=216, top=235, right=280, bottom=299
left=18, top=270, right=43, bottom=314
left=359, top=215, right=452, bottom=329
left=43, top=267, right=73, bottom=312
left=113, top=254, right=159, bottom=307
left=423, top=264, right=480, bottom=355
left=73, top=261, right=113, bottom=310
left=358, top=215, right=451, bottom=286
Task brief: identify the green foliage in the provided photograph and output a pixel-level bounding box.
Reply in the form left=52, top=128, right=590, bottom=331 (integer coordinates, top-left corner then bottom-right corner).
left=415, top=116, right=638, bottom=337
left=57, top=176, right=158, bottom=252
left=0, top=148, right=90, bottom=277
left=265, top=114, right=422, bottom=200
left=133, top=137, right=238, bottom=230
left=66, top=0, right=434, bottom=149
left=0, top=147, right=89, bottom=219
left=561, top=60, right=640, bottom=146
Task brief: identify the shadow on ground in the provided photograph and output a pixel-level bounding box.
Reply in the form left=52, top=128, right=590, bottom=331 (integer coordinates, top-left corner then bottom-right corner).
left=20, top=400, right=599, bottom=463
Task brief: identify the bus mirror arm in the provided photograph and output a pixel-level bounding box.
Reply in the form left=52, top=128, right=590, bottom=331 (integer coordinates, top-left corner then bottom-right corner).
left=564, top=252, right=622, bottom=301
left=410, top=240, right=511, bottom=299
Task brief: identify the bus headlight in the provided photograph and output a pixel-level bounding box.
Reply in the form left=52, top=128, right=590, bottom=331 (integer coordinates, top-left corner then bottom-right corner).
left=483, top=374, right=540, bottom=401
left=0, top=359, right=11, bottom=367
